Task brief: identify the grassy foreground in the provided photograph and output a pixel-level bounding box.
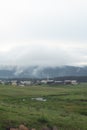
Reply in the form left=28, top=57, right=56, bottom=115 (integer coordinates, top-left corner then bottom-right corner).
left=0, top=84, right=87, bottom=130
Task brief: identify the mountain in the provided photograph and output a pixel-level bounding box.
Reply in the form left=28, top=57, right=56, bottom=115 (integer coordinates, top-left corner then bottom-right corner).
left=0, top=66, right=87, bottom=79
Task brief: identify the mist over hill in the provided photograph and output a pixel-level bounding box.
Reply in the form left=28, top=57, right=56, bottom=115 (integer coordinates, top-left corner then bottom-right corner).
left=0, top=66, right=87, bottom=79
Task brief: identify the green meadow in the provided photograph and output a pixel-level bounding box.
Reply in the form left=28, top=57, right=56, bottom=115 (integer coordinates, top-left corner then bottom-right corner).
left=0, top=84, right=87, bottom=130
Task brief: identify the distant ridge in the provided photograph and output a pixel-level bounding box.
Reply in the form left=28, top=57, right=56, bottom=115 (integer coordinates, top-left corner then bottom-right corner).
left=0, top=66, right=87, bottom=79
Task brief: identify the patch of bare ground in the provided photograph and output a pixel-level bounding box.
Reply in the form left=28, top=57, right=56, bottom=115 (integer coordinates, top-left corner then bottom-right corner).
left=6, top=124, right=58, bottom=130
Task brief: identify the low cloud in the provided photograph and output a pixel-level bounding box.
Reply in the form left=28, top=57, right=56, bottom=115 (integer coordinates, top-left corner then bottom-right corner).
left=0, top=40, right=87, bottom=67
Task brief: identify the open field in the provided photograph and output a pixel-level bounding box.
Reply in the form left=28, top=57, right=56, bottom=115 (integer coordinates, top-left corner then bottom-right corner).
left=0, top=84, right=87, bottom=130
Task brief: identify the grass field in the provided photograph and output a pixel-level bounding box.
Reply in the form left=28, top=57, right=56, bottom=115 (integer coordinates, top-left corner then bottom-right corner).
left=0, top=84, right=87, bottom=130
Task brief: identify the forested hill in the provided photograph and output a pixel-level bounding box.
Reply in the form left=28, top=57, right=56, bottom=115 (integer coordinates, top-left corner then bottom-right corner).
left=0, top=66, right=87, bottom=79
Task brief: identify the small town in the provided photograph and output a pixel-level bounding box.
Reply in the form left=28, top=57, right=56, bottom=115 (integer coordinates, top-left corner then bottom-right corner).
left=0, top=79, right=78, bottom=86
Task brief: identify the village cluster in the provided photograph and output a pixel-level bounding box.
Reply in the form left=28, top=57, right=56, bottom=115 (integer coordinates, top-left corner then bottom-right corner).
left=0, top=79, right=78, bottom=86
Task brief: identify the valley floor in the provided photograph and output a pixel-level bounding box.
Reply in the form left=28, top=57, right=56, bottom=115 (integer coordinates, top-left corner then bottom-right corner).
left=0, top=84, right=87, bottom=130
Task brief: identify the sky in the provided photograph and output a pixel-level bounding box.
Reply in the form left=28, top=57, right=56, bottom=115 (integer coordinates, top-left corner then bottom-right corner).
left=0, top=0, right=87, bottom=67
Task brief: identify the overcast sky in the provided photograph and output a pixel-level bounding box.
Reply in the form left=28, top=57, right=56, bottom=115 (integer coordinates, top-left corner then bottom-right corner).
left=0, top=0, right=87, bottom=67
